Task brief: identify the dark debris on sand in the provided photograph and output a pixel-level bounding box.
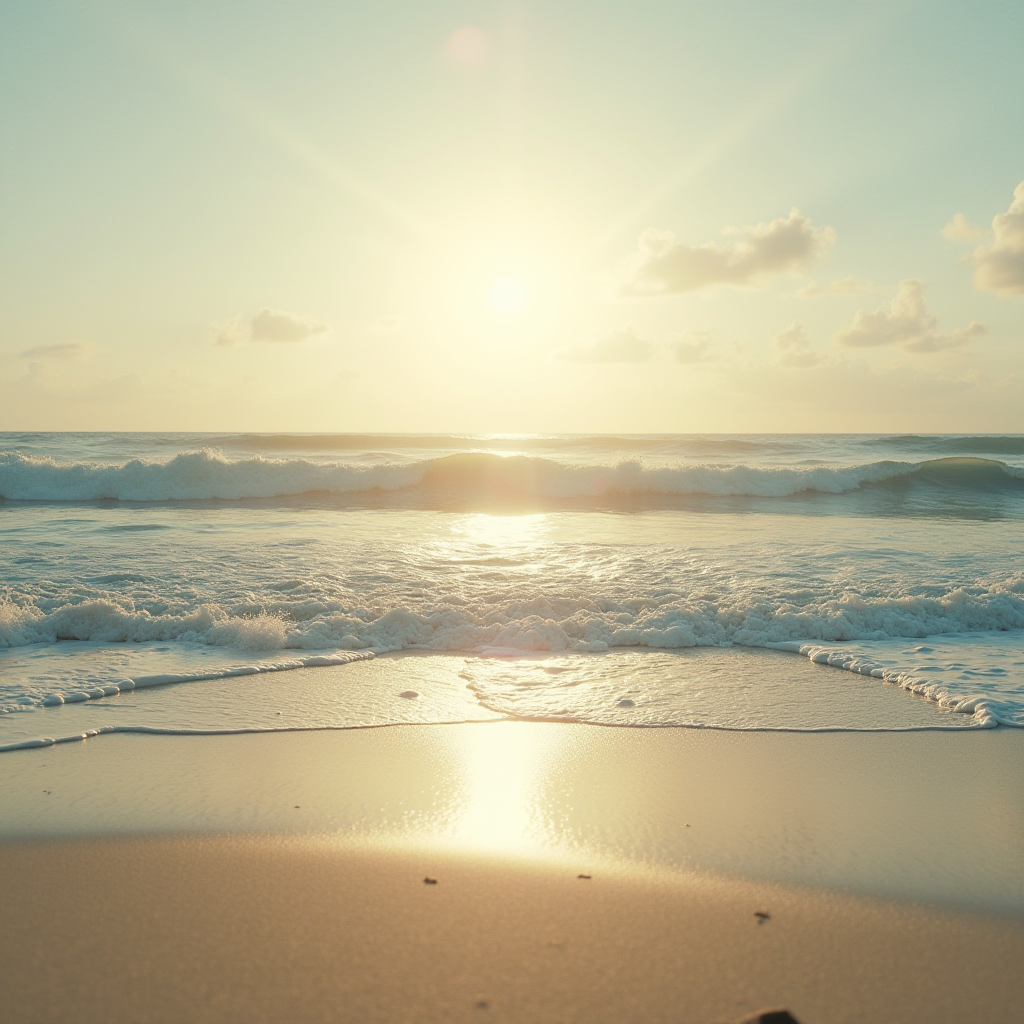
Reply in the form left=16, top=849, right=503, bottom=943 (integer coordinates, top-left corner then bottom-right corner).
left=423, top=877, right=438, bottom=885
left=735, top=1010, right=801, bottom=1024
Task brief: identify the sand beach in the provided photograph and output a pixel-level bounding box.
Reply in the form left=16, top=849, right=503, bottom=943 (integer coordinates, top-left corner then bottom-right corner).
left=2, top=723, right=1021, bottom=1023
left=3, top=0, right=1023, bottom=1019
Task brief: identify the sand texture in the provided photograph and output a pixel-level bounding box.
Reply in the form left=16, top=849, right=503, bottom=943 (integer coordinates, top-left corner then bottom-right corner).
left=2, top=835, right=1022, bottom=1024
left=1, top=724, right=1022, bottom=1023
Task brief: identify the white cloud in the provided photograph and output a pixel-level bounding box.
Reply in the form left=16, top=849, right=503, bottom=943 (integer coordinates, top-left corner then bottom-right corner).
left=672, top=331, right=716, bottom=364
left=16, top=341, right=89, bottom=360
left=836, top=280, right=986, bottom=353
left=941, top=212, right=983, bottom=242
left=558, top=329, right=654, bottom=363
left=619, top=208, right=834, bottom=296
left=209, top=316, right=247, bottom=347
left=210, top=308, right=330, bottom=346
left=250, top=308, right=329, bottom=342
left=971, top=181, right=1024, bottom=296
left=772, top=321, right=821, bottom=368
left=798, top=276, right=874, bottom=297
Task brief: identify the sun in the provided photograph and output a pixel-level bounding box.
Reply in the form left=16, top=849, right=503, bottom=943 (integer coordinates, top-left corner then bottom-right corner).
left=489, top=275, right=526, bottom=315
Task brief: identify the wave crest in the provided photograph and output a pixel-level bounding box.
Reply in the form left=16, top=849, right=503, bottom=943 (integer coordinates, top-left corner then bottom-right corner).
left=1, top=450, right=1021, bottom=505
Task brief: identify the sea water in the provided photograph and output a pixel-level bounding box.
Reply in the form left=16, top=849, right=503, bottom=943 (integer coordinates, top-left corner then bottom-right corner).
left=1, top=433, right=1022, bottom=751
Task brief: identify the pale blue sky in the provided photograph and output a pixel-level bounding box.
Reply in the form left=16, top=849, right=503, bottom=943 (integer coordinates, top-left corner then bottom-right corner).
left=1, top=1, right=1021, bottom=431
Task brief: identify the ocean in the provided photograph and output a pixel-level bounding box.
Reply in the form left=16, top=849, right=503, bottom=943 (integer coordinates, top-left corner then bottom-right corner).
left=1, top=432, right=1022, bottom=751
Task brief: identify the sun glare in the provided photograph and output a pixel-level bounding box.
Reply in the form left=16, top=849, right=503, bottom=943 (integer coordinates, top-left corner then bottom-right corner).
left=450, top=722, right=562, bottom=854
left=489, top=275, right=526, bottom=315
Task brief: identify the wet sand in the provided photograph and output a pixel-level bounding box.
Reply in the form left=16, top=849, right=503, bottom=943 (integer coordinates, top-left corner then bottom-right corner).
left=1, top=724, right=1022, bottom=1022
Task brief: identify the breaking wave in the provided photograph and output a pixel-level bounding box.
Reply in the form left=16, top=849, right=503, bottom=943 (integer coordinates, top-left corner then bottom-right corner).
left=3, top=588, right=1022, bottom=728
left=1, top=450, right=1021, bottom=506
left=2, top=578, right=1022, bottom=660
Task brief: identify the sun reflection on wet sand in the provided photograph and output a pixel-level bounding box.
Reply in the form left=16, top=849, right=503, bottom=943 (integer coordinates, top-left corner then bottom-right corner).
left=447, top=721, right=566, bottom=855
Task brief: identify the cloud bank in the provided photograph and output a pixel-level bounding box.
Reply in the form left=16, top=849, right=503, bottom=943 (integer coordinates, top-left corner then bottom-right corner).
left=558, top=329, right=654, bottom=363
left=772, top=322, right=820, bottom=368
left=971, top=181, right=1024, bottom=296
left=211, top=308, right=330, bottom=346
left=16, top=341, right=89, bottom=360
left=836, top=280, right=986, bottom=353
left=619, top=208, right=834, bottom=296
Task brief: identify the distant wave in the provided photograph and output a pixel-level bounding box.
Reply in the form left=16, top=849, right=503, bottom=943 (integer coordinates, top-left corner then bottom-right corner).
left=204, top=433, right=497, bottom=452
left=180, top=431, right=1024, bottom=458
left=870, top=435, right=1024, bottom=456
left=0, top=450, right=420, bottom=501
left=203, top=433, right=789, bottom=455
left=1, top=450, right=1022, bottom=505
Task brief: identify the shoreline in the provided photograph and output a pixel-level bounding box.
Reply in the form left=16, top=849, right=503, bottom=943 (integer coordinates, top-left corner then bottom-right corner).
left=3, top=642, right=1006, bottom=754
left=2, top=706, right=1012, bottom=755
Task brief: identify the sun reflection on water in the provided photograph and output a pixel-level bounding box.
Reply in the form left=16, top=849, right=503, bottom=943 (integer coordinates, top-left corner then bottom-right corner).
left=453, top=512, right=550, bottom=549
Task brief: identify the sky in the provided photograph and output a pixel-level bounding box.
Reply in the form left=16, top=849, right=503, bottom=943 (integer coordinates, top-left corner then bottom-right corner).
left=0, top=0, right=1022, bottom=433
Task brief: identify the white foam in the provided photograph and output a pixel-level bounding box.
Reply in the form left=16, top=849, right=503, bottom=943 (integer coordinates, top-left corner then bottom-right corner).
left=459, top=648, right=985, bottom=730
left=0, top=652, right=498, bottom=752
left=3, top=578, right=1023, bottom=724
left=4, top=586, right=1023, bottom=660
left=768, top=634, right=1024, bottom=727
left=17, top=651, right=375, bottom=713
